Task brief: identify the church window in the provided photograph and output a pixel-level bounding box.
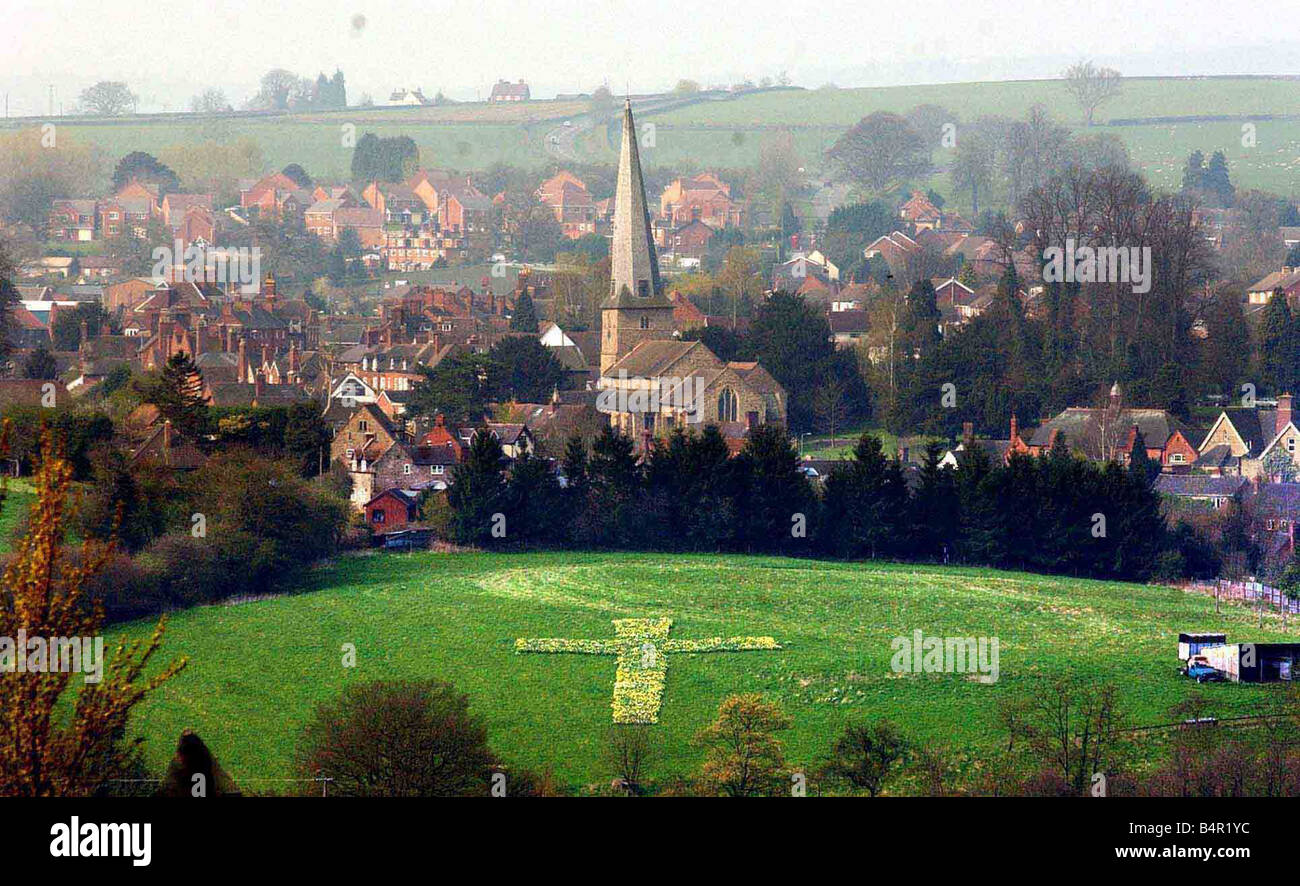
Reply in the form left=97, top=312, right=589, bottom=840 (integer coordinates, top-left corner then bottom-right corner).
left=718, top=388, right=738, bottom=423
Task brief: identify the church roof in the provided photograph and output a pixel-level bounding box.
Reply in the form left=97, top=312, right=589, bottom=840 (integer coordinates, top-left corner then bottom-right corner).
left=603, top=339, right=700, bottom=379
left=603, top=100, right=670, bottom=310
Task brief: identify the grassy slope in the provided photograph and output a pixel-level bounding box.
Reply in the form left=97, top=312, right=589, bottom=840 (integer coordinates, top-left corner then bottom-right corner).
left=114, top=551, right=1296, bottom=790
left=6, top=78, right=1298, bottom=195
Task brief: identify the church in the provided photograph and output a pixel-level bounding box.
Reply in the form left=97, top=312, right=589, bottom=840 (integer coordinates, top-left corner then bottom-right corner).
left=597, top=101, right=786, bottom=451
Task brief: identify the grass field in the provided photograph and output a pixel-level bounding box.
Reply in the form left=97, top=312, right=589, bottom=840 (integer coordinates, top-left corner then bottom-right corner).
left=0, top=479, right=35, bottom=552
left=6, top=77, right=1299, bottom=198
left=111, top=550, right=1298, bottom=792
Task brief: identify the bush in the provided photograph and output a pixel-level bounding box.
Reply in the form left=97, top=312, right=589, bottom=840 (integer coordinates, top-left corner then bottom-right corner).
left=294, top=680, right=499, bottom=797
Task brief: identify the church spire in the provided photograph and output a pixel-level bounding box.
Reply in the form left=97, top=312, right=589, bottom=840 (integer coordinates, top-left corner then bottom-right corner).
left=606, top=99, right=666, bottom=307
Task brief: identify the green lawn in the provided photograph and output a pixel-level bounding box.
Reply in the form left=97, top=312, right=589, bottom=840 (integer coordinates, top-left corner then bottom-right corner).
left=0, top=479, right=35, bottom=552
left=112, top=551, right=1298, bottom=791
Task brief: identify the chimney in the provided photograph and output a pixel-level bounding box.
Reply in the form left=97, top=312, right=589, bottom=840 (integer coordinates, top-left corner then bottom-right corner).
left=962, top=421, right=974, bottom=448
left=261, top=343, right=270, bottom=369
left=1279, top=393, right=1293, bottom=431
left=1009, top=415, right=1018, bottom=443
left=289, top=341, right=300, bottom=374
left=254, top=369, right=264, bottom=399
left=237, top=338, right=248, bottom=382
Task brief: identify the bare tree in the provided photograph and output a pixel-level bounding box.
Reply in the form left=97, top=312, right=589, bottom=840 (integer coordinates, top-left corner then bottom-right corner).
left=1062, top=61, right=1123, bottom=127
left=77, top=81, right=138, bottom=116
left=813, top=379, right=848, bottom=448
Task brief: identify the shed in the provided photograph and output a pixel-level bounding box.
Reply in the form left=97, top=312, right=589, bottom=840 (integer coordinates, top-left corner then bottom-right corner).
left=1177, top=632, right=1227, bottom=661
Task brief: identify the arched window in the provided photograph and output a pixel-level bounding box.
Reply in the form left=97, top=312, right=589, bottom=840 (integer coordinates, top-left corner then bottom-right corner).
left=718, top=388, right=738, bottom=423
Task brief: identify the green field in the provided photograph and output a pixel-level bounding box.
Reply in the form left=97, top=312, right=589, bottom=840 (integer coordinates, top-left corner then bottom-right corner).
left=7, top=76, right=1299, bottom=200
left=0, top=479, right=35, bottom=551
left=112, top=550, right=1298, bottom=792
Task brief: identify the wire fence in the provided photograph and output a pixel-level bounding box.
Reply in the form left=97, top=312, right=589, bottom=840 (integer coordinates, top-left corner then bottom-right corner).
left=1187, top=579, right=1300, bottom=616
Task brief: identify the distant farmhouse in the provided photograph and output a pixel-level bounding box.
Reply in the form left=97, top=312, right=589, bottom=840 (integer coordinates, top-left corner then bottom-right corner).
left=489, top=79, right=530, bottom=102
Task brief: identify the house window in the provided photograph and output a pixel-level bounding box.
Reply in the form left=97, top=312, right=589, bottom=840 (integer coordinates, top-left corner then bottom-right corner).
left=372, top=510, right=385, bottom=524
left=1267, top=520, right=1275, bottom=531
left=431, top=464, right=445, bottom=475
left=403, top=464, right=412, bottom=475
left=1289, top=437, right=1297, bottom=453
left=640, top=316, right=649, bottom=329
left=358, top=420, right=368, bottom=432
left=1171, top=453, right=1185, bottom=464
left=345, top=448, right=354, bottom=459
left=717, top=388, right=738, bottom=423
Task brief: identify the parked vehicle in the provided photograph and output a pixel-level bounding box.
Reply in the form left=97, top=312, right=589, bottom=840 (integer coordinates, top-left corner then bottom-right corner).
left=1182, top=655, right=1224, bottom=683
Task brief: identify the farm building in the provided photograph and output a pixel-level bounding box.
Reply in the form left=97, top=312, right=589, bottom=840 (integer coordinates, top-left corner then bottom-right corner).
left=1177, top=632, right=1227, bottom=660
left=1201, top=642, right=1300, bottom=683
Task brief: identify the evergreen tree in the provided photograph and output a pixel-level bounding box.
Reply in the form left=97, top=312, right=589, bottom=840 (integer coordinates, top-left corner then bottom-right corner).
left=909, top=441, right=959, bottom=561
left=510, top=290, right=539, bottom=332
left=23, top=343, right=57, bottom=380
left=1259, top=290, right=1298, bottom=394
left=446, top=431, right=506, bottom=546
left=146, top=352, right=208, bottom=439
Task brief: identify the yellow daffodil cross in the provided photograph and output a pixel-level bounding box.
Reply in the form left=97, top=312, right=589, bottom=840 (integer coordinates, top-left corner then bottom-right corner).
left=514, top=617, right=781, bottom=724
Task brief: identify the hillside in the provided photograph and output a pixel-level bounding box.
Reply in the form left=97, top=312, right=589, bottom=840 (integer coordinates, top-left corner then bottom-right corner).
left=114, top=551, right=1297, bottom=791
left=6, top=76, right=1299, bottom=197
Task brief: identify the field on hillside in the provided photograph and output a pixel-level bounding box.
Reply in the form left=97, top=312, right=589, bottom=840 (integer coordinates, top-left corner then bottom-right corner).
left=7, top=77, right=1299, bottom=199
left=112, top=551, right=1298, bottom=792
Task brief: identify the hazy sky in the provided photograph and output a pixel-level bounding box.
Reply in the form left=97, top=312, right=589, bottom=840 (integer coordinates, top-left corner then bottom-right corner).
left=1, top=0, right=1298, bottom=115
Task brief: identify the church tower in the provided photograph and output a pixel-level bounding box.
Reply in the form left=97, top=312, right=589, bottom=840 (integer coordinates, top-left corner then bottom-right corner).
left=600, top=100, right=675, bottom=375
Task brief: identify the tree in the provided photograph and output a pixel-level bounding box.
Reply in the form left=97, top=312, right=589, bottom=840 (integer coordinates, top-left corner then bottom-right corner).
left=281, top=163, right=313, bottom=189
left=821, top=720, right=911, bottom=796
left=812, top=379, right=847, bottom=447
left=510, top=289, right=538, bottom=332
left=409, top=352, right=498, bottom=424
left=950, top=126, right=996, bottom=216
left=826, top=112, right=929, bottom=194
left=51, top=302, right=107, bottom=350
left=23, top=344, right=57, bottom=380
left=488, top=336, right=566, bottom=403
left=189, top=89, right=231, bottom=114
left=78, top=81, right=138, bottom=116
left=1062, top=61, right=1122, bottom=126
left=604, top=725, right=654, bottom=794
left=0, top=432, right=187, bottom=796
left=294, top=680, right=499, bottom=796
left=284, top=402, right=331, bottom=476
left=1001, top=677, right=1129, bottom=795
left=111, top=152, right=180, bottom=195
left=446, top=430, right=507, bottom=546
left=350, top=133, right=419, bottom=182
left=141, top=352, right=208, bottom=439
left=694, top=694, right=792, bottom=797
left=157, top=730, right=241, bottom=797
left=1259, top=290, right=1298, bottom=394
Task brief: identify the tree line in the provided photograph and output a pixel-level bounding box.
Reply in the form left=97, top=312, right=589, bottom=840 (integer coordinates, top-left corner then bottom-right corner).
left=438, top=422, right=1201, bottom=583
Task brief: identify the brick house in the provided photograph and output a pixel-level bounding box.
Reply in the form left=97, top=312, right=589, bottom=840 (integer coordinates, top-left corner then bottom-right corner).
left=537, top=171, right=598, bottom=238
left=659, top=174, right=742, bottom=229
left=48, top=199, right=97, bottom=241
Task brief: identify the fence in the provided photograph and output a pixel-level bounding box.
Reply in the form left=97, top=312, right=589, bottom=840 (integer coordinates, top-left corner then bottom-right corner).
left=1188, top=580, right=1300, bottom=615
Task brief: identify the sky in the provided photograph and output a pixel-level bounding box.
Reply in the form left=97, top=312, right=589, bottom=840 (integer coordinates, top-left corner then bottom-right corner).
left=1, top=0, right=1298, bottom=115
